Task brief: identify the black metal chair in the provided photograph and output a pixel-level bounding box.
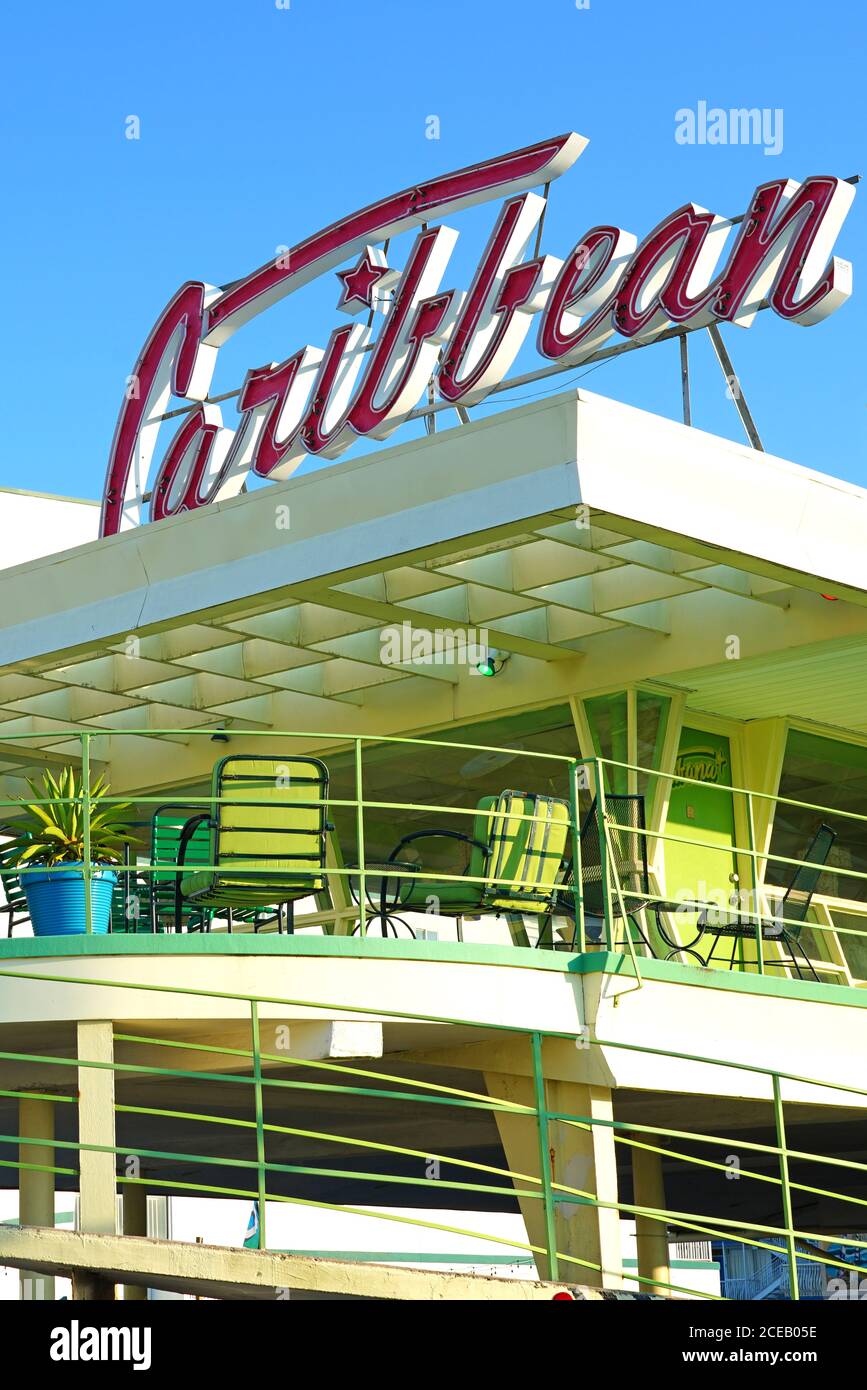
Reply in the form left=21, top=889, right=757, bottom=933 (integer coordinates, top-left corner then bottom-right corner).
left=695, top=823, right=837, bottom=981
left=552, top=795, right=698, bottom=955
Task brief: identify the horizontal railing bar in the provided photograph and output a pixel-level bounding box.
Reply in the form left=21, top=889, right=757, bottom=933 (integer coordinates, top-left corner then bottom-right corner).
left=0, top=726, right=581, bottom=762
left=113, top=1032, right=531, bottom=1115
left=598, top=753, right=867, bottom=829
left=6, top=1133, right=539, bottom=1204
left=115, top=1101, right=544, bottom=1189
left=610, top=881, right=860, bottom=942
left=605, top=815, right=867, bottom=892
left=8, top=1130, right=526, bottom=1207
left=0, top=794, right=568, bottom=822
left=0, top=862, right=566, bottom=896
left=558, top=1113, right=867, bottom=1218
left=552, top=1110, right=867, bottom=1177
left=1, top=727, right=865, bottom=845
left=0, top=1087, right=77, bottom=1107
left=0, top=1158, right=77, bottom=1179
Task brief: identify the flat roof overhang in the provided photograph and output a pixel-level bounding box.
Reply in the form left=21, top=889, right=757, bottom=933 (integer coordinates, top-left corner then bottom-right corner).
left=3, top=389, right=867, bottom=773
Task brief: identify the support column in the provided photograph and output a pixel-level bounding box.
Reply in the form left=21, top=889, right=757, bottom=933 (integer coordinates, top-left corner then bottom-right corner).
left=122, top=1182, right=149, bottom=1301
left=631, top=1140, right=671, bottom=1295
left=75, top=1021, right=116, bottom=1300
left=485, top=1070, right=622, bottom=1287
left=18, top=1096, right=55, bottom=1301
left=323, top=835, right=354, bottom=935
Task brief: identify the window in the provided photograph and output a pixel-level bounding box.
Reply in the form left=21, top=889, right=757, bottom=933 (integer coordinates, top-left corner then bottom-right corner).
left=768, top=730, right=867, bottom=904
left=584, top=692, right=628, bottom=794
left=829, top=910, right=867, bottom=979
left=637, top=690, right=671, bottom=811
left=582, top=689, right=672, bottom=806
left=324, top=704, right=580, bottom=871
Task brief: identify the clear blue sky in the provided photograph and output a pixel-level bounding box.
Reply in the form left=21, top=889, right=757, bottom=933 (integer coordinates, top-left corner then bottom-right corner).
left=1, top=0, right=863, bottom=501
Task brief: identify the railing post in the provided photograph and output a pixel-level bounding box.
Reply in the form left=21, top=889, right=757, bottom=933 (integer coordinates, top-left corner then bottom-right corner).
left=250, top=1001, right=267, bottom=1251
left=772, top=1074, right=799, bottom=1300
left=746, top=791, right=764, bottom=975
left=355, top=738, right=366, bottom=937
left=530, top=1032, right=559, bottom=1281
left=595, top=760, right=613, bottom=951
left=569, top=762, right=586, bottom=953
left=81, top=732, right=93, bottom=934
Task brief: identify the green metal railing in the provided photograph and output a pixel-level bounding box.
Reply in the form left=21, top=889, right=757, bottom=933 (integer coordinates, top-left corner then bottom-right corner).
left=0, top=725, right=865, bottom=980
left=597, top=753, right=867, bottom=979
left=2, top=964, right=867, bottom=1297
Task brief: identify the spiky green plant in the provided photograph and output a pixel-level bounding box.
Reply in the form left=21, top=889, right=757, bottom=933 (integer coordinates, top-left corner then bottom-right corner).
left=8, top=767, right=137, bottom=868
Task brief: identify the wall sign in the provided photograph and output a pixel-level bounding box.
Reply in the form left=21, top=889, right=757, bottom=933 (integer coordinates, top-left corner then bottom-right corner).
left=674, top=743, right=729, bottom=785
left=100, top=133, right=855, bottom=536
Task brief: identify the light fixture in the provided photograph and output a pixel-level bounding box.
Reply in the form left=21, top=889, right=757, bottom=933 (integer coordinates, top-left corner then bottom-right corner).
left=474, top=647, right=510, bottom=677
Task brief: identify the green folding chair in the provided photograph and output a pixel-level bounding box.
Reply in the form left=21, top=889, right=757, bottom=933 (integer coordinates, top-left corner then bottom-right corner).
left=0, top=836, right=30, bottom=937
left=367, top=790, right=571, bottom=937
left=145, top=804, right=214, bottom=932
left=173, top=756, right=331, bottom=931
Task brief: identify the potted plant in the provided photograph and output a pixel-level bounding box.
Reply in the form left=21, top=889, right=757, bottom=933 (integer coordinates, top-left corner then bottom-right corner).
left=8, top=767, right=137, bottom=937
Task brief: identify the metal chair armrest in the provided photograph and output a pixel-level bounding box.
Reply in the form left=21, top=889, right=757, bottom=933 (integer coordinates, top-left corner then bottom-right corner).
left=386, top=829, right=490, bottom=869
left=646, top=898, right=715, bottom=959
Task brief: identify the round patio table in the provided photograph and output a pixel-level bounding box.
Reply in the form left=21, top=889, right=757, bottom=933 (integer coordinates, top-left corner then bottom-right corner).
left=347, top=859, right=418, bottom=937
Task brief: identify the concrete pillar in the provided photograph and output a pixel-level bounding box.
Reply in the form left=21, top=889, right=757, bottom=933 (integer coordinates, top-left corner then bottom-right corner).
left=76, top=1021, right=116, bottom=1300
left=72, top=1271, right=118, bottom=1300
left=485, top=1070, right=622, bottom=1287
left=18, top=1096, right=55, bottom=1301
left=122, top=1182, right=149, bottom=1301
left=631, top=1140, right=671, bottom=1296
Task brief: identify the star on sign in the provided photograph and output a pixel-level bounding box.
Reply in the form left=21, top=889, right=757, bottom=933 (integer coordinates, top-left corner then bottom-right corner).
left=336, top=246, right=400, bottom=316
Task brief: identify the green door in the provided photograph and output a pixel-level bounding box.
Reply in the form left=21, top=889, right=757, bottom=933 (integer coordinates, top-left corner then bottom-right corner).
left=665, top=729, right=738, bottom=965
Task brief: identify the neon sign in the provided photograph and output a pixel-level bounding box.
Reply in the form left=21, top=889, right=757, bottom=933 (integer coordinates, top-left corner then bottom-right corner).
left=100, top=133, right=854, bottom=536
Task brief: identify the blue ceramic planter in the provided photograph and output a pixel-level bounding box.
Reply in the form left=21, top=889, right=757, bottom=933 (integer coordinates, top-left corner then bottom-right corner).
left=23, top=863, right=117, bottom=936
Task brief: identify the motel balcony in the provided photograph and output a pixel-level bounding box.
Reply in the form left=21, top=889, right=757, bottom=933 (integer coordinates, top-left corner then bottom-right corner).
left=3, top=706, right=866, bottom=987
left=3, top=713, right=867, bottom=1298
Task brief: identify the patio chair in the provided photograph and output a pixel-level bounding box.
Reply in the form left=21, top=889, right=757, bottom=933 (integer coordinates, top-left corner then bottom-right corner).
left=369, top=790, right=572, bottom=937
left=696, top=822, right=836, bottom=981
left=172, top=757, right=330, bottom=931
left=553, top=795, right=706, bottom=956
left=107, top=805, right=288, bottom=935
left=146, top=805, right=214, bottom=933
left=0, top=836, right=30, bottom=937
